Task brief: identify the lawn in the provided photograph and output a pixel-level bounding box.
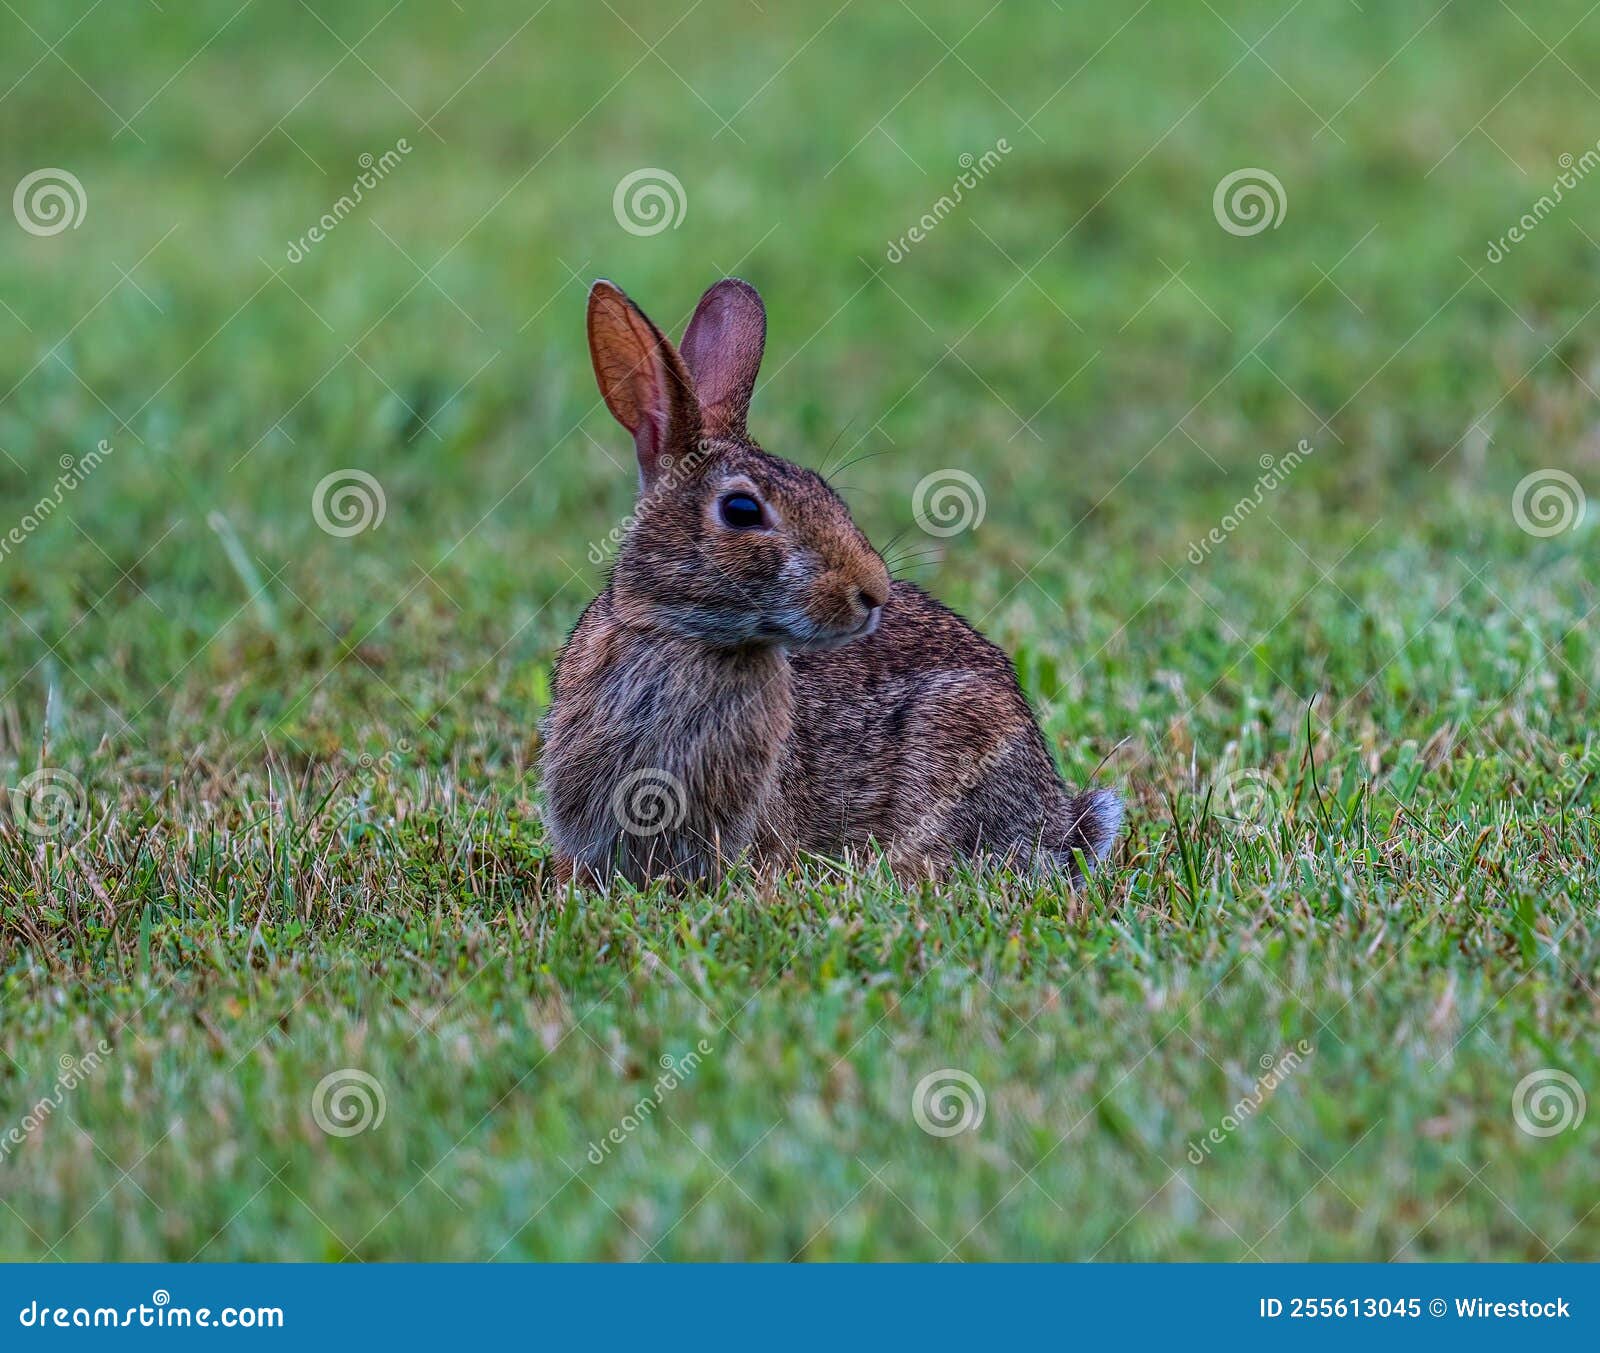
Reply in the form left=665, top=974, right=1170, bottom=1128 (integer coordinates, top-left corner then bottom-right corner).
left=1, top=0, right=1597, bottom=1260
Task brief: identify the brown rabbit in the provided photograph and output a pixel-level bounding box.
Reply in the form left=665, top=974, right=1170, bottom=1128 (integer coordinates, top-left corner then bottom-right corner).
left=541, top=277, right=1121, bottom=885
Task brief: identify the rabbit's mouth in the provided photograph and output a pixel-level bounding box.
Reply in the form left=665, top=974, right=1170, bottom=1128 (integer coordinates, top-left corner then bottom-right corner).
left=782, top=605, right=882, bottom=653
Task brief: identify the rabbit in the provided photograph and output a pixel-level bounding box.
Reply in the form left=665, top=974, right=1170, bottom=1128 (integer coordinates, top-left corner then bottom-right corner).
left=540, top=276, right=1121, bottom=886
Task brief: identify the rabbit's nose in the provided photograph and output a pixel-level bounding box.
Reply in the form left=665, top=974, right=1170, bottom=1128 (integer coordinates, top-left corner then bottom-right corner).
left=856, top=583, right=888, bottom=612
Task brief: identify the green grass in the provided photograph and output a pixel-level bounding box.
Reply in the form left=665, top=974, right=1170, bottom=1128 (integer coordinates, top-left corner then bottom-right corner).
left=1, top=0, right=1597, bottom=1260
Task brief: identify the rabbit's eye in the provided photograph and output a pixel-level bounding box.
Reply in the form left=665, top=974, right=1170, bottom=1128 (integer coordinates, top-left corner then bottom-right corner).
left=718, top=493, right=765, bottom=530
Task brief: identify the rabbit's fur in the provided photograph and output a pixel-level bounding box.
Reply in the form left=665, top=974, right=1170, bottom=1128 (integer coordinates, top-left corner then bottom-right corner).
left=541, top=277, right=1121, bottom=885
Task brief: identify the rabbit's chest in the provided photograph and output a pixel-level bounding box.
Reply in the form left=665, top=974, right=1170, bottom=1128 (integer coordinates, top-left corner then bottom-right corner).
left=542, top=629, right=792, bottom=879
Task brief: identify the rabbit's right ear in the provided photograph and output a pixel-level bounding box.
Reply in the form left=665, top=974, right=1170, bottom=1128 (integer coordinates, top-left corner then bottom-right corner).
left=587, top=280, right=700, bottom=488
left=680, top=278, right=766, bottom=439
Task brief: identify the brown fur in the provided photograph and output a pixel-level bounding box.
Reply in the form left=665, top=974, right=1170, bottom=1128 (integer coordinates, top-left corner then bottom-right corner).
left=541, top=278, right=1121, bottom=886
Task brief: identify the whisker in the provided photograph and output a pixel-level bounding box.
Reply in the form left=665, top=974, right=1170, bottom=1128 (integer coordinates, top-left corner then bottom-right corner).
left=879, top=526, right=913, bottom=556
left=816, top=417, right=858, bottom=479
left=826, top=445, right=901, bottom=484
left=885, top=545, right=944, bottom=565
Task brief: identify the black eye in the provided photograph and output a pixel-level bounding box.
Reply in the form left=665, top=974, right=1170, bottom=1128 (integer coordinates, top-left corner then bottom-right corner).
left=718, top=493, right=765, bottom=530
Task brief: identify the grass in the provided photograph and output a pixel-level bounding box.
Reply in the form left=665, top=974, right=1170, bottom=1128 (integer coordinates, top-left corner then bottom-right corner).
left=1, top=0, right=1597, bottom=1260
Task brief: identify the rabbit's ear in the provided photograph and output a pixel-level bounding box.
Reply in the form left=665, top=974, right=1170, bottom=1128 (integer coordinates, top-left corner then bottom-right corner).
left=588, top=280, right=700, bottom=487
left=680, top=278, right=766, bottom=439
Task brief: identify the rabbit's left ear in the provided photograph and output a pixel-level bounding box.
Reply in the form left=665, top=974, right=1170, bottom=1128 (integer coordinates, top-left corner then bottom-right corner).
left=680, top=278, right=766, bottom=439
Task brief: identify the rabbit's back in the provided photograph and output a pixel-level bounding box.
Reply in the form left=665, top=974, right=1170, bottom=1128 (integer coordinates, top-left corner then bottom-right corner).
left=774, top=581, right=1087, bottom=867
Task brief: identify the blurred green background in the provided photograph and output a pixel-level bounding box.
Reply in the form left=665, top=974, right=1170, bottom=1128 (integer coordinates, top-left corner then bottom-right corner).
left=0, top=0, right=1596, bottom=1260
